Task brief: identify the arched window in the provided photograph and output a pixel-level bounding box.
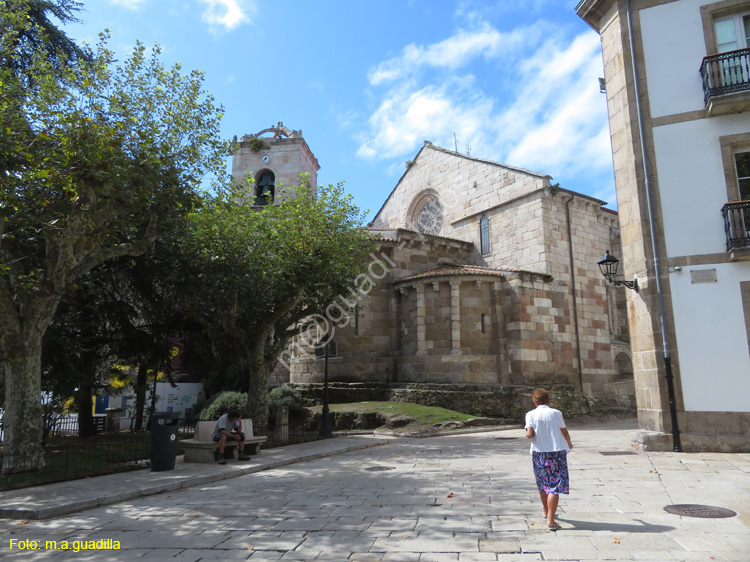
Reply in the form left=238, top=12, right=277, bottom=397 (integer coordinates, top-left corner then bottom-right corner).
left=615, top=352, right=633, bottom=379
left=479, top=214, right=490, bottom=255
left=255, top=171, right=275, bottom=205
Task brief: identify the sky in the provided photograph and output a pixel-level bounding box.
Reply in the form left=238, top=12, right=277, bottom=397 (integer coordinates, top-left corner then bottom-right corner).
left=68, top=0, right=614, bottom=221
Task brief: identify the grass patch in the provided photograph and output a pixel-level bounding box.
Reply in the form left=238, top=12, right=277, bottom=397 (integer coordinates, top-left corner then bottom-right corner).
left=315, top=401, right=503, bottom=434
left=328, top=401, right=476, bottom=424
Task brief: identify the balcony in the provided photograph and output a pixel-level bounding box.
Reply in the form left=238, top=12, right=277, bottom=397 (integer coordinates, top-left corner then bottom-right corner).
left=700, top=48, right=750, bottom=116
left=722, top=201, right=750, bottom=261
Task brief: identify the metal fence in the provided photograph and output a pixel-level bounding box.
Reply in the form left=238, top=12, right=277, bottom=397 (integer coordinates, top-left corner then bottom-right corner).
left=0, top=414, right=196, bottom=443
left=0, top=432, right=152, bottom=491
left=0, top=412, right=345, bottom=491
left=46, top=414, right=106, bottom=437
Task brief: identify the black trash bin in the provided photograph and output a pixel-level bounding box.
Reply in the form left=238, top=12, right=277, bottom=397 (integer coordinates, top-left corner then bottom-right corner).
left=150, top=411, right=180, bottom=471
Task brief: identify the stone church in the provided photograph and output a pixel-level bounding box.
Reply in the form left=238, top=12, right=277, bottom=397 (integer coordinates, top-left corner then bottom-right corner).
left=233, top=123, right=635, bottom=419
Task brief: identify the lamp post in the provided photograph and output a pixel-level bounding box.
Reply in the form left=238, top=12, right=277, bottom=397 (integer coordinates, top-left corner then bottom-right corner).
left=597, top=250, right=639, bottom=292
left=596, top=249, right=681, bottom=452
left=314, top=338, right=336, bottom=438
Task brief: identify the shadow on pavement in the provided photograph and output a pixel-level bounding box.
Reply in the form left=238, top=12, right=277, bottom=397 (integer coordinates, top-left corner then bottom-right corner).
left=558, top=517, right=674, bottom=533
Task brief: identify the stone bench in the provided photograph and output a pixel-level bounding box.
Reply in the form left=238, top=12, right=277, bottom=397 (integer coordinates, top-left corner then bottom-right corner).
left=180, top=419, right=267, bottom=463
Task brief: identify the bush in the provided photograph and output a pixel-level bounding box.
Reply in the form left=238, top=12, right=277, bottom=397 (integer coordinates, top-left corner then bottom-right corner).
left=268, top=385, right=307, bottom=428
left=248, top=137, right=266, bottom=152
left=199, top=391, right=250, bottom=421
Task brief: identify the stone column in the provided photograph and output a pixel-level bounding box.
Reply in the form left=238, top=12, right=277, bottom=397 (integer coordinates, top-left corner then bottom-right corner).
left=450, top=279, right=461, bottom=354
left=391, top=288, right=402, bottom=353
left=493, top=280, right=509, bottom=385
left=416, top=283, right=426, bottom=355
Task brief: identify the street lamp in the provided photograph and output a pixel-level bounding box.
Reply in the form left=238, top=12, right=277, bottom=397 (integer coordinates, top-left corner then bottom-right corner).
left=314, top=338, right=336, bottom=438
left=598, top=250, right=639, bottom=292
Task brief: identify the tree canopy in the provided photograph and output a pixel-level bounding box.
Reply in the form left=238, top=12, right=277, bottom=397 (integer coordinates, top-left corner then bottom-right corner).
left=0, top=9, right=232, bottom=472
left=0, top=0, right=90, bottom=83
left=172, top=180, right=373, bottom=433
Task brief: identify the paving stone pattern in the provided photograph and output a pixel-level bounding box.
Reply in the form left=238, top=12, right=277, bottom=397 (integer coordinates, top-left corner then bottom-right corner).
left=1, top=421, right=748, bottom=561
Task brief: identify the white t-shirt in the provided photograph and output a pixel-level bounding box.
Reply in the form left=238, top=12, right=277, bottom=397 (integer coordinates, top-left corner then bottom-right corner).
left=524, top=405, right=570, bottom=454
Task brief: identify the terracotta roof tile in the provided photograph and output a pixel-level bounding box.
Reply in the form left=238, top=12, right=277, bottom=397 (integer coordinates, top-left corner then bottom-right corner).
left=394, top=263, right=535, bottom=283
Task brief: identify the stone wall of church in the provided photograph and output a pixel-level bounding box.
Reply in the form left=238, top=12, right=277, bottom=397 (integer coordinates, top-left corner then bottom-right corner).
left=537, top=191, right=631, bottom=405
left=457, top=195, right=548, bottom=272
left=289, top=239, right=477, bottom=385
left=502, top=275, right=576, bottom=385
left=371, top=145, right=550, bottom=236
left=289, top=237, right=584, bottom=391
left=289, top=261, right=395, bottom=385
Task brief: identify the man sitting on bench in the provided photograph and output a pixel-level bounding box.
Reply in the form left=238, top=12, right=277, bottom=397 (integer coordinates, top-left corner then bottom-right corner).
left=211, top=411, right=251, bottom=464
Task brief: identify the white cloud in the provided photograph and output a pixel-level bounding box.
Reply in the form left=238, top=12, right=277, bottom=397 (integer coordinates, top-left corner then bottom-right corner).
left=108, top=0, right=146, bottom=9
left=502, top=33, right=612, bottom=175
left=199, top=0, right=255, bottom=34
left=356, top=80, right=494, bottom=160
left=357, top=21, right=612, bottom=200
left=368, top=23, right=530, bottom=85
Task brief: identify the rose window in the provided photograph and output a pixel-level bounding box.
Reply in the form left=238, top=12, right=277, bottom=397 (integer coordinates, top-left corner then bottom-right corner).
left=416, top=198, right=443, bottom=235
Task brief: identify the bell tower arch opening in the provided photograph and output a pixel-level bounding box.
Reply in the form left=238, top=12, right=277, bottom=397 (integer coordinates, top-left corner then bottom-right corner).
left=255, top=170, right=275, bottom=205
left=231, top=121, right=320, bottom=205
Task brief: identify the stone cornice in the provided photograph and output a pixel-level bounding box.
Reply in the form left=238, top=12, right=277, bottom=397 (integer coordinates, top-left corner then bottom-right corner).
left=575, top=0, right=617, bottom=31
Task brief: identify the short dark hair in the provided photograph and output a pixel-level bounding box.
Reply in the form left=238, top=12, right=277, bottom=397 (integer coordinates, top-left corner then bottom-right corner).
left=227, top=411, right=241, bottom=419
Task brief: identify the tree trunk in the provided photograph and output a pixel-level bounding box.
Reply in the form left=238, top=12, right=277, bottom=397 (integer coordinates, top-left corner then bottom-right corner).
left=0, top=292, right=63, bottom=473
left=246, top=344, right=270, bottom=437
left=1, top=337, right=46, bottom=474
left=134, top=365, right=148, bottom=431
left=75, top=383, right=96, bottom=438
left=149, top=368, right=158, bottom=421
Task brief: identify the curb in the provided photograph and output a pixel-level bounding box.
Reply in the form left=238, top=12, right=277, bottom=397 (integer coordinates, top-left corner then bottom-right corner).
left=0, top=439, right=390, bottom=520
left=374, top=424, right=521, bottom=438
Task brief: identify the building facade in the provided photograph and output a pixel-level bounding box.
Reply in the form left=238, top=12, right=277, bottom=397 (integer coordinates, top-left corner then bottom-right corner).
left=235, top=127, right=635, bottom=420
left=577, top=0, right=750, bottom=451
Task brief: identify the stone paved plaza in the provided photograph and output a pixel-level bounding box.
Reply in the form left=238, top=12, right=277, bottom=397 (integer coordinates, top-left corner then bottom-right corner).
left=0, top=420, right=748, bottom=561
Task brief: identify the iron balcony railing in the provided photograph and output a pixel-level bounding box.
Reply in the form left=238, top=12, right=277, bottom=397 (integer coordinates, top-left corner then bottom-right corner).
left=700, top=48, right=750, bottom=105
left=722, top=201, right=750, bottom=251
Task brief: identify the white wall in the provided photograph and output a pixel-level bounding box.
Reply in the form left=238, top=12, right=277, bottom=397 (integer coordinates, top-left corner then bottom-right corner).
left=640, top=0, right=708, bottom=117
left=669, top=262, right=750, bottom=411
left=152, top=382, right=205, bottom=416
left=653, top=114, right=750, bottom=257
left=112, top=382, right=205, bottom=424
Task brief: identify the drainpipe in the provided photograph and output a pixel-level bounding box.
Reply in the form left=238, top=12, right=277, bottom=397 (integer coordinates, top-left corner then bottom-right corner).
left=565, top=195, right=587, bottom=407
left=625, top=0, right=682, bottom=451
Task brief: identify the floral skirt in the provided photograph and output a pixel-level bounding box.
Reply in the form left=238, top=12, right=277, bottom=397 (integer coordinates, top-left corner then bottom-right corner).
left=532, top=451, right=569, bottom=495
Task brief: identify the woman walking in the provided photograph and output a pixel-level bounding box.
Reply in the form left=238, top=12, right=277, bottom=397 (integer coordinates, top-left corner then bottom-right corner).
left=525, top=388, right=573, bottom=531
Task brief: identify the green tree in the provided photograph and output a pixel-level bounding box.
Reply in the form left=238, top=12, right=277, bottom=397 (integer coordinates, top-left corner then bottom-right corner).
left=0, top=0, right=89, bottom=82
left=41, top=254, right=182, bottom=436
left=174, top=180, right=372, bottom=435
left=0, top=27, right=231, bottom=472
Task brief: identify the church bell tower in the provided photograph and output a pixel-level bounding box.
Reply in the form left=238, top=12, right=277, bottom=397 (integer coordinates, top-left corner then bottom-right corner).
left=231, top=122, right=320, bottom=205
